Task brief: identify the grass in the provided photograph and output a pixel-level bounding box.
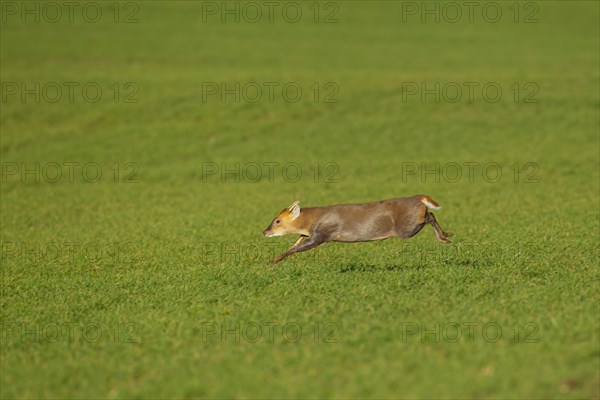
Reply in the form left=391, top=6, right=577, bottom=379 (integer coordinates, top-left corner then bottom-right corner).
left=1, top=1, right=599, bottom=398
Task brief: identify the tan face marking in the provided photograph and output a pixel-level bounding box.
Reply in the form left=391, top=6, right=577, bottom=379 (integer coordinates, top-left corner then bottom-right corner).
left=263, top=201, right=302, bottom=237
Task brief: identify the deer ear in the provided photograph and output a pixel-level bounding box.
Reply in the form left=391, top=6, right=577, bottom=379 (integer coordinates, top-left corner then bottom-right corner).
left=287, top=201, right=301, bottom=220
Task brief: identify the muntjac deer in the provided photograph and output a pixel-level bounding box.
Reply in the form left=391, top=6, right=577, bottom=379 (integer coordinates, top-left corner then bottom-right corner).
left=263, top=195, right=453, bottom=265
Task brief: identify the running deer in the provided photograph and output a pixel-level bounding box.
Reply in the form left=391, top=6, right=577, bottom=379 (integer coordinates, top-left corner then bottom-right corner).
left=263, top=195, right=453, bottom=264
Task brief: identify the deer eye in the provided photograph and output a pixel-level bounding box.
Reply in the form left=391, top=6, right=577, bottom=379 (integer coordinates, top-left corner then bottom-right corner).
left=275, top=219, right=281, bottom=224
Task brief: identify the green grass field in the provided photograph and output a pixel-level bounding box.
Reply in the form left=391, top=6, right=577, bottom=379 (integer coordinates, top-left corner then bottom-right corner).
left=1, top=1, right=599, bottom=398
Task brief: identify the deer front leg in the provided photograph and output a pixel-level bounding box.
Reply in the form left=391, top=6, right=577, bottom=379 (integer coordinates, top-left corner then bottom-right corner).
left=292, top=236, right=306, bottom=247
left=270, top=235, right=324, bottom=265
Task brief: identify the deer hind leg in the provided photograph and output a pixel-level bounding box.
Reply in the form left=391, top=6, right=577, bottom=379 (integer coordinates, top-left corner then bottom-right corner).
left=424, top=212, right=454, bottom=243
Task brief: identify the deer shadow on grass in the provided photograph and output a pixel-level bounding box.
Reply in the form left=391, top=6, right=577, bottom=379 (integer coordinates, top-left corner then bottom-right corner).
left=337, top=262, right=438, bottom=273
left=335, top=254, right=484, bottom=272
